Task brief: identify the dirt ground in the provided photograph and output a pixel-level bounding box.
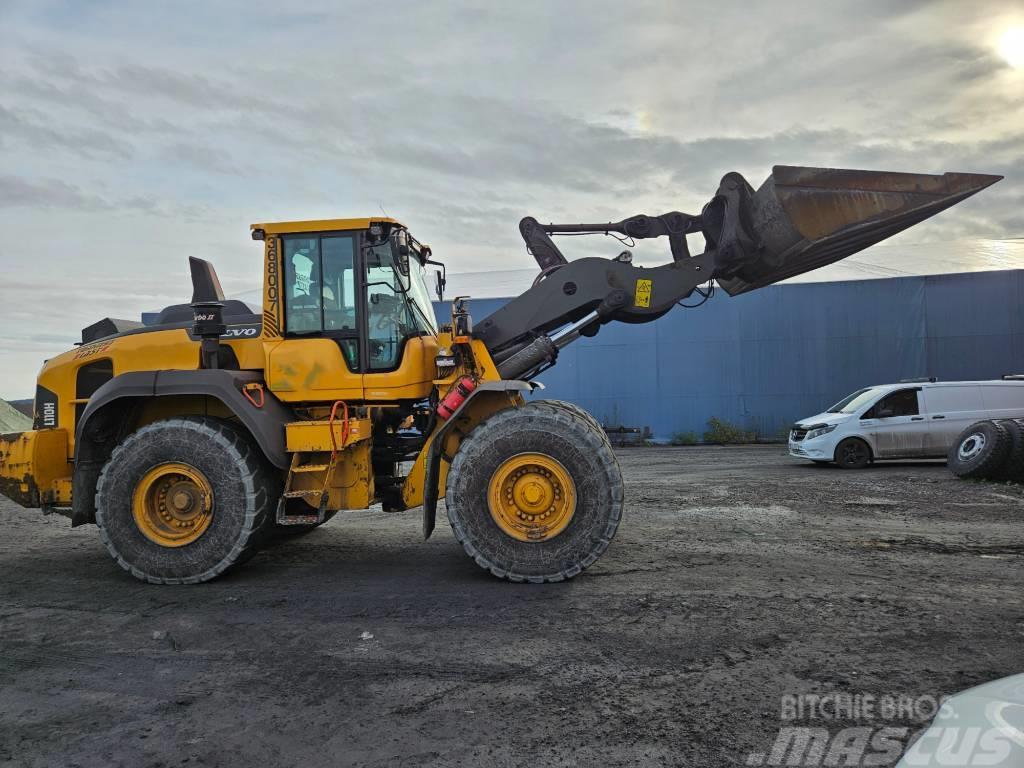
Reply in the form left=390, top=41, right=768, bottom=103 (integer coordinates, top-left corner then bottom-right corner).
left=1, top=446, right=1021, bottom=767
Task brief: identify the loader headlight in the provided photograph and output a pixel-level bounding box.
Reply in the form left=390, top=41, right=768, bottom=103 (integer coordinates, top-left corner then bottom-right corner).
left=805, top=424, right=837, bottom=440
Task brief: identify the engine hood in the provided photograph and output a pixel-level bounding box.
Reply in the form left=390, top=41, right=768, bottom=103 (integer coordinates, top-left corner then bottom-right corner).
left=794, top=412, right=854, bottom=430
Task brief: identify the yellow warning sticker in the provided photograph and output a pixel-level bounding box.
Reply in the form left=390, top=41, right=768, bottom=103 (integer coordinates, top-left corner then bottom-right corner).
left=634, top=279, right=652, bottom=308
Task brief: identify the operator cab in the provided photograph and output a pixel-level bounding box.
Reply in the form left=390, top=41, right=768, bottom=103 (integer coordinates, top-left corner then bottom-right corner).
left=252, top=218, right=442, bottom=376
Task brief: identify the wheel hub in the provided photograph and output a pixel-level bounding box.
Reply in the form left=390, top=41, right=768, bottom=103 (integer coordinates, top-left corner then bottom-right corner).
left=958, top=433, right=985, bottom=460
left=132, top=463, right=214, bottom=547
left=487, top=453, right=576, bottom=542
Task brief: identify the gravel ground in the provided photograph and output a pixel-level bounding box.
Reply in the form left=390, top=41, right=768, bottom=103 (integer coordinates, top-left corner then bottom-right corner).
left=1, top=446, right=1021, bottom=767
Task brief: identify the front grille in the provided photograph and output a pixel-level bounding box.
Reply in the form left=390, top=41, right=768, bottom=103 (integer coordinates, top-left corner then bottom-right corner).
left=790, top=427, right=807, bottom=442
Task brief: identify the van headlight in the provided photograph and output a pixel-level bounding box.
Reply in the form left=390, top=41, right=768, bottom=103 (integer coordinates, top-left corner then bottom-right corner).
left=806, top=424, right=838, bottom=440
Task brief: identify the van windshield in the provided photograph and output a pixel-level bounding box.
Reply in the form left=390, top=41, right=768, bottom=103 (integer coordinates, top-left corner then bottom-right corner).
left=828, top=387, right=886, bottom=414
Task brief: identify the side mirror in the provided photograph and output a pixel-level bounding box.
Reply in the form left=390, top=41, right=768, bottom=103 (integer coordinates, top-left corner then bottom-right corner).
left=427, top=258, right=446, bottom=302
left=390, top=229, right=410, bottom=276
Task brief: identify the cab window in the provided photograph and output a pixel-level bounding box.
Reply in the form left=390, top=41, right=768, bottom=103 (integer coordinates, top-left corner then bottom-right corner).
left=283, top=234, right=358, bottom=368
left=865, top=389, right=920, bottom=418
left=364, top=243, right=433, bottom=371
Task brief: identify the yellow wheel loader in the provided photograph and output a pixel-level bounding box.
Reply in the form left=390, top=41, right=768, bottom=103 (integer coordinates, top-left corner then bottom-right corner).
left=0, top=166, right=1000, bottom=584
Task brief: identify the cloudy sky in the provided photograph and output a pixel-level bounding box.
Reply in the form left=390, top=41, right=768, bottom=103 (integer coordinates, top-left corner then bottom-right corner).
left=1, top=0, right=1022, bottom=398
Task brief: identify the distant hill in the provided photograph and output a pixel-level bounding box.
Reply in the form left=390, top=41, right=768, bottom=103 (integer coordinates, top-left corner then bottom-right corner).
left=8, top=399, right=32, bottom=419
left=0, top=399, right=32, bottom=432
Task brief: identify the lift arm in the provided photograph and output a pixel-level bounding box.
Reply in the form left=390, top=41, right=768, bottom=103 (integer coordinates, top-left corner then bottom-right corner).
left=477, top=165, right=1002, bottom=379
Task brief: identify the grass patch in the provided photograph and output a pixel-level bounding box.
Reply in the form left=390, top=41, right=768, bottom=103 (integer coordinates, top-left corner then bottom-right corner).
left=703, top=417, right=757, bottom=445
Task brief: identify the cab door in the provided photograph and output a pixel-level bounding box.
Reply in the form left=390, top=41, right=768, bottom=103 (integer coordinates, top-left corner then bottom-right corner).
left=267, top=233, right=364, bottom=402
left=359, top=240, right=438, bottom=402
left=859, top=388, right=929, bottom=458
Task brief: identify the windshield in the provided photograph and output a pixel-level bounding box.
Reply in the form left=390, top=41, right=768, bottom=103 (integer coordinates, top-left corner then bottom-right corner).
left=364, top=243, right=437, bottom=371
left=404, top=256, right=439, bottom=334
left=827, top=387, right=885, bottom=414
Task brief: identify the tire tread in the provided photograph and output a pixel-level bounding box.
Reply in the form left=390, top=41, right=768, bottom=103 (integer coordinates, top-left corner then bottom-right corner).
left=948, top=420, right=1012, bottom=480
left=445, top=401, right=623, bottom=583
left=95, top=416, right=272, bottom=584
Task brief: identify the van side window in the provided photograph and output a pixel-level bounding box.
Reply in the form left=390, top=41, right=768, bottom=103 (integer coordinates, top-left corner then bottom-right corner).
left=924, top=386, right=966, bottom=414
left=867, top=389, right=919, bottom=418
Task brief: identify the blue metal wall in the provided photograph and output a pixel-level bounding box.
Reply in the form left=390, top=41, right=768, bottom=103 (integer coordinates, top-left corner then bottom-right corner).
left=435, top=269, right=1024, bottom=442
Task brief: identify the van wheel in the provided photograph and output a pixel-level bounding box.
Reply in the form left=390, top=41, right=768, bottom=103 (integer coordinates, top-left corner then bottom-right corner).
left=949, top=420, right=1011, bottom=480
left=834, top=438, right=871, bottom=469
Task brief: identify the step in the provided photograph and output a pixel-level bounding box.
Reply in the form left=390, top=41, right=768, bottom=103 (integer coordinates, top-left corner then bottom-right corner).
left=277, top=514, right=322, bottom=526
left=283, top=489, right=325, bottom=498
left=275, top=496, right=328, bottom=527
left=292, top=464, right=330, bottom=473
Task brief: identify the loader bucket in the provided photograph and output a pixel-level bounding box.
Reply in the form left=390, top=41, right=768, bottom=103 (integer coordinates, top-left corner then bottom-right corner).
left=710, top=165, right=1002, bottom=296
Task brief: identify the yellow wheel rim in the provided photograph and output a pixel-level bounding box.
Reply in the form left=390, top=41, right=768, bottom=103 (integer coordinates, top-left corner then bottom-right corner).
left=487, top=453, right=576, bottom=542
left=132, top=462, right=214, bottom=548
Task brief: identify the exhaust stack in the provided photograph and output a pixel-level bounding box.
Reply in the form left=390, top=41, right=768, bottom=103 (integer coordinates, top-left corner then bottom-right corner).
left=709, top=165, right=1003, bottom=295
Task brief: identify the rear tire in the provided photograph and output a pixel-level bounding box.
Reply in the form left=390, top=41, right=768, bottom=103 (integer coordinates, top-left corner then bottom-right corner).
left=834, top=437, right=871, bottom=469
left=446, top=401, right=623, bottom=583
left=95, top=417, right=272, bottom=584
left=948, top=420, right=1012, bottom=480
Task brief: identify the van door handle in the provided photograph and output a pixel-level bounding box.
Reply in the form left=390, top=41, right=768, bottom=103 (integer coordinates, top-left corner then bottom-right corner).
left=932, top=415, right=945, bottom=419
left=911, top=417, right=924, bottom=421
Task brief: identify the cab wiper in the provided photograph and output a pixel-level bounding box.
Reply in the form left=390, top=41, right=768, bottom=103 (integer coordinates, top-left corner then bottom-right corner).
left=406, top=295, right=436, bottom=332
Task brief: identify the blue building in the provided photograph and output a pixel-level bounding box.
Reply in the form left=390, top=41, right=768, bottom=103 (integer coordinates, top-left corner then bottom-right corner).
left=435, top=268, right=1024, bottom=442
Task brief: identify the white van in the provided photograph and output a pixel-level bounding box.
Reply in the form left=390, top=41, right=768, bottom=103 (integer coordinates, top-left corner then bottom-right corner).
left=788, top=379, right=1024, bottom=468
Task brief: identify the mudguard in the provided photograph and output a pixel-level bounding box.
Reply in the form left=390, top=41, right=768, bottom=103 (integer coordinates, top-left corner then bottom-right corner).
left=422, top=380, right=538, bottom=539
left=76, top=369, right=293, bottom=467
left=72, top=369, right=294, bottom=525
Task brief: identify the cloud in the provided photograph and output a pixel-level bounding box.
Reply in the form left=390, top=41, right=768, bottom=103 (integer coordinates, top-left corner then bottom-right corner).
left=162, top=143, right=243, bottom=175
left=0, top=104, right=134, bottom=159
left=0, top=175, right=167, bottom=213
left=0, top=0, right=1021, bottom=396
left=0, top=175, right=112, bottom=211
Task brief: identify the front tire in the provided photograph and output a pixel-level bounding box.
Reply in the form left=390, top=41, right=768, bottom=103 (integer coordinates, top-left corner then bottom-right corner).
left=446, top=402, right=623, bottom=583
left=95, top=417, right=272, bottom=584
left=536, top=399, right=611, bottom=447
left=834, top=437, right=871, bottom=469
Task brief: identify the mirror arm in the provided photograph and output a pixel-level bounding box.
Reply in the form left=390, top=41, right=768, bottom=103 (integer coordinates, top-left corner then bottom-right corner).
left=427, top=259, right=446, bottom=301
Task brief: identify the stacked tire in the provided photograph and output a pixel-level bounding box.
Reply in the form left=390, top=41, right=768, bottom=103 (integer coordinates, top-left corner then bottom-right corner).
left=947, top=419, right=1024, bottom=481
